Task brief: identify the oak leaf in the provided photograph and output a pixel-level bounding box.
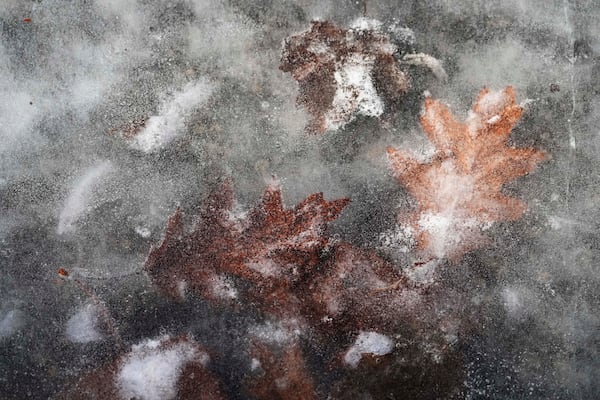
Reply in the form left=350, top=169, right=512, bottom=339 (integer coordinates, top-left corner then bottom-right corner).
left=280, top=19, right=409, bottom=133
left=246, top=342, right=317, bottom=400
left=387, top=87, right=546, bottom=260
left=310, top=243, right=420, bottom=332
left=144, top=180, right=349, bottom=318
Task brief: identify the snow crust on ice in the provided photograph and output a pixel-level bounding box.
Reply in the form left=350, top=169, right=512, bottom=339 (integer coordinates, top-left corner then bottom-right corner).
left=248, top=320, right=302, bottom=345
left=209, top=274, right=238, bottom=300
left=131, top=79, right=214, bottom=153
left=343, top=331, right=394, bottom=368
left=116, top=335, right=206, bottom=400
left=65, top=303, right=103, bottom=343
left=57, top=160, right=113, bottom=235
left=325, top=53, right=385, bottom=130
left=0, top=308, right=22, bottom=339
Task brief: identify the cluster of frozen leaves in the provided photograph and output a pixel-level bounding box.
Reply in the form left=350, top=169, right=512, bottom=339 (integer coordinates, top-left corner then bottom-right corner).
left=60, top=17, right=546, bottom=400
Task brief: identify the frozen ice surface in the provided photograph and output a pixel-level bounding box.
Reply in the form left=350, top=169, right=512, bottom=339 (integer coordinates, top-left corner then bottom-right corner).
left=0, top=0, right=598, bottom=399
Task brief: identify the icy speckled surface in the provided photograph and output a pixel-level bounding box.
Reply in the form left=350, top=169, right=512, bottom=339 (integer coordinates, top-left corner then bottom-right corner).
left=0, top=1, right=599, bottom=399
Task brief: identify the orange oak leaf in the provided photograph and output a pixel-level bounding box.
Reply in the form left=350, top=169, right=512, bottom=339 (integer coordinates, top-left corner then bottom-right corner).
left=387, top=87, right=546, bottom=260
left=144, top=180, right=350, bottom=318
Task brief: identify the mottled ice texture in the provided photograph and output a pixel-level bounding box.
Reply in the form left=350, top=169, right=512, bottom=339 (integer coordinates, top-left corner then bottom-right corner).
left=0, top=1, right=598, bottom=399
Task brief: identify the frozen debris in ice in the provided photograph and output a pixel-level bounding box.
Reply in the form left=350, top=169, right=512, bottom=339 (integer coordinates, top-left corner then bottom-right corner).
left=123, top=79, right=214, bottom=153
left=281, top=18, right=446, bottom=133
left=145, top=181, right=432, bottom=332
left=387, top=87, right=546, bottom=260
left=343, top=331, right=394, bottom=368
left=57, top=160, right=113, bottom=235
left=65, top=303, right=103, bottom=343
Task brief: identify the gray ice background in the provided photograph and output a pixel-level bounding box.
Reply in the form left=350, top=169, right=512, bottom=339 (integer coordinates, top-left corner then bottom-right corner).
left=0, top=0, right=598, bottom=398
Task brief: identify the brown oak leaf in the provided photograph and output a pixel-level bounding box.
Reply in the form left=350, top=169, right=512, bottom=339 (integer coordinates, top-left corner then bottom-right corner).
left=246, top=341, right=317, bottom=400
left=386, top=87, right=547, bottom=260
left=309, top=243, right=422, bottom=332
left=280, top=19, right=409, bottom=133
left=145, top=180, right=349, bottom=318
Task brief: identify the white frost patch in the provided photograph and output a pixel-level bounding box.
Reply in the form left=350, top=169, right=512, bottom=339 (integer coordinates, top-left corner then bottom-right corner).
left=57, top=160, right=113, bottom=234
left=0, top=308, right=22, bottom=338
left=406, top=259, right=439, bottom=285
left=546, top=215, right=583, bottom=231
left=418, top=212, right=485, bottom=259
left=343, top=331, right=393, bottom=368
left=415, top=160, right=493, bottom=258
left=116, top=335, right=205, bottom=400
left=500, top=286, right=539, bottom=320
left=246, top=258, right=281, bottom=277
left=350, top=17, right=383, bottom=31
left=465, top=88, right=513, bottom=136
left=250, top=358, right=261, bottom=371
left=209, top=275, right=238, bottom=300
left=378, top=224, right=416, bottom=255
left=248, top=320, right=302, bottom=345
left=135, top=226, right=152, bottom=238
left=325, top=53, right=384, bottom=130
left=501, top=287, right=523, bottom=316
left=476, top=89, right=507, bottom=115
left=65, top=303, right=103, bottom=343
left=486, top=115, right=501, bottom=124
left=130, top=79, right=214, bottom=153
